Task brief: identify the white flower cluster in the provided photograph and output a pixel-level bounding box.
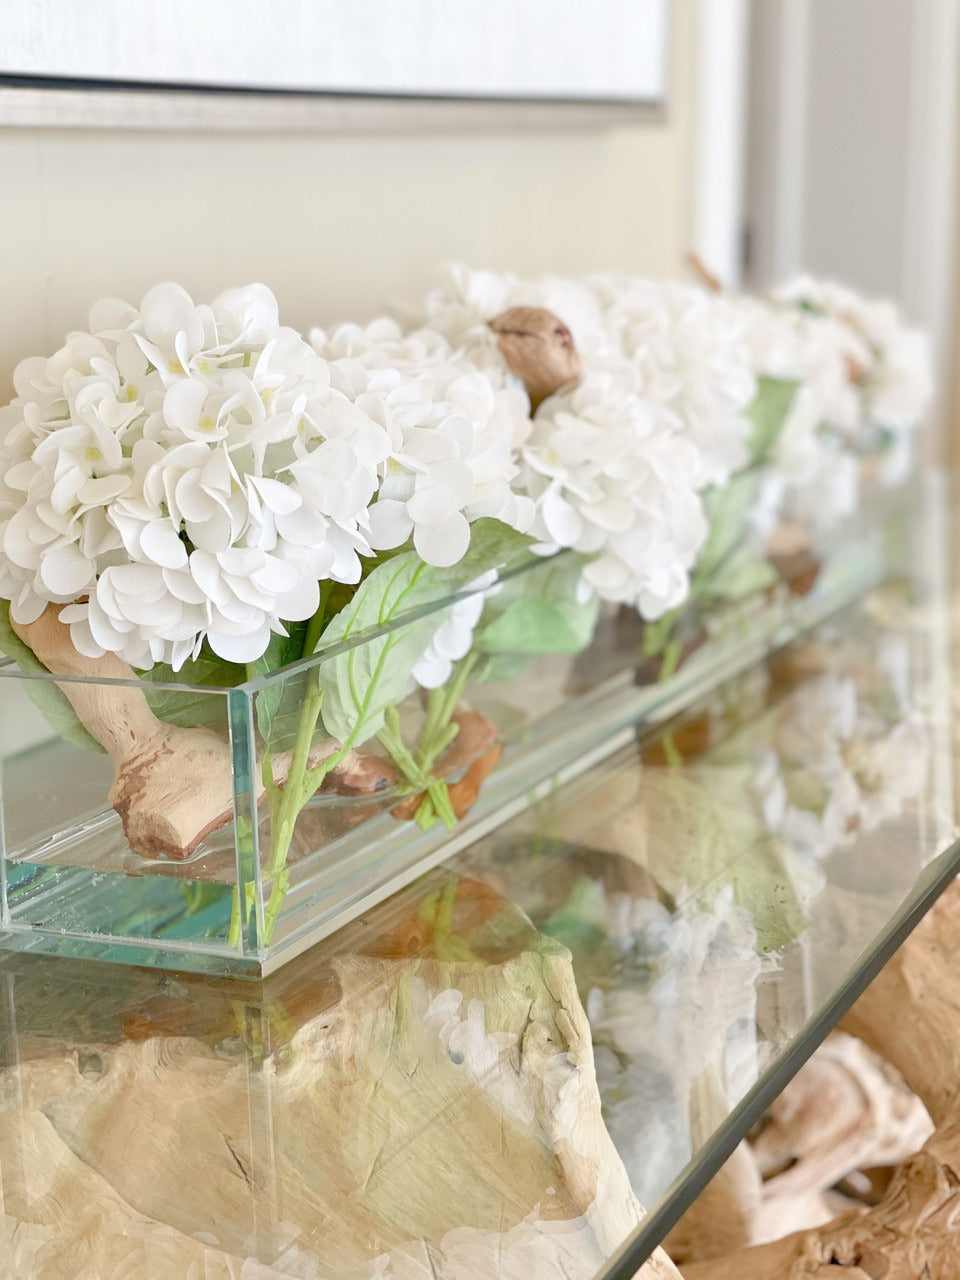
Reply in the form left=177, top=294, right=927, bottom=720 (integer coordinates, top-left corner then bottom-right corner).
left=524, top=371, right=706, bottom=617
left=415, top=265, right=759, bottom=487
left=413, top=265, right=928, bottom=550
left=0, top=284, right=393, bottom=668
left=409, top=265, right=724, bottom=617
left=586, top=275, right=759, bottom=488
left=310, top=316, right=534, bottom=567
left=776, top=276, right=933, bottom=441
left=0, top=269, right=929, bottom=674
left=744, top=277, right=933, bottom=531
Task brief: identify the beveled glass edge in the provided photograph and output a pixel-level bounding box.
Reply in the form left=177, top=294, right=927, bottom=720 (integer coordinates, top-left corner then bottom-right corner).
left=0, top=549, right=556, bottom=694
left=594, top=838, right=960, bottom=1280
left=240, top=549, right=555, bottom=692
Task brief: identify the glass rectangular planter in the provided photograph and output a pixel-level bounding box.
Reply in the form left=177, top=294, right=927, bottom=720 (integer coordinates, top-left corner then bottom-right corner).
left=0, top=483, right=914, bottom=975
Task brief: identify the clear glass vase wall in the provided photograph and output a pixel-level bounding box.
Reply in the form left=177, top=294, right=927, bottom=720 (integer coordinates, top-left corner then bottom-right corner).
left=0, top=487, right=912, bottom=975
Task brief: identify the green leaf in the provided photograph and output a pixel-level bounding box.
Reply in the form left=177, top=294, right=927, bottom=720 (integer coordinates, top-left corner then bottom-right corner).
left=453, top=518, right=537, bottom=578
left=475, top=556, right=598, bottom=657
left=315, top=554, right=460, bottom=746
left=252, top=624, right=310, bottom=676
left=0, top=602, right=104, bottom=752
left=247, top=623, right=313, bottom=750
left=137, top=650, right=246, bottom=729
left=473, top=651, right=535, bottom=685
left=312, top=519, right=537, bottom=749
left=693, top=470, right=760, bottom=591
left=702, top=544, right=778, bottom=604
left=744, top=377, right=799, bottom=465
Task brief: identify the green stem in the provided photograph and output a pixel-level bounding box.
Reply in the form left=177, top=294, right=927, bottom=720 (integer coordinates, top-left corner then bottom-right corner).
left=229, top=581, right=343, bottom=950
left=228, top=888, right=242, bottom=947
left=661, top=732, right=683, bottom=770
left=416, top=652, right=479, bottom=772
left=659, top=639, right=682, bottom=683
left=261, top=681, right=357, bottom=943
left=379, top=652, right=481, bottom=831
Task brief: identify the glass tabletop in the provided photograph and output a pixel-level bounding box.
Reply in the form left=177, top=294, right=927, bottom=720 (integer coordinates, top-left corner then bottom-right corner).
left=1, top=490, right=957, bottom=1278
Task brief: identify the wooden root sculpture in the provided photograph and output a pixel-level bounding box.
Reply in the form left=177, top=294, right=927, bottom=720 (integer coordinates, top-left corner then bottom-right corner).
left=12, top=604, right=238, bottom=861
left=489, top=305, right=582, bottom=410
left=680, top=878, right=960, bottom=1279
left=11, top=604, right=397, bottom=861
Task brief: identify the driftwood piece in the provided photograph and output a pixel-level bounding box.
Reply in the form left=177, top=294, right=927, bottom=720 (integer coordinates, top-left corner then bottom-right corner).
left=664, top=1139, right=761, bottom=1264
left=12, top=604, right=236, bottom=860
left=488, top=306, right=581, bottom=410
left=766, top=521, right=822, bottom=597
left=670, top=1033, right=932, bottom=1264
left=752, top=1031, right=932, bottom=1204
left=0, top=922, right=682, bottom=1279
left=839, top=877, right=960, bottom=1127
left=680, top=879, right=960, bottom=1279
left=12, top=604, right=402, bottom=861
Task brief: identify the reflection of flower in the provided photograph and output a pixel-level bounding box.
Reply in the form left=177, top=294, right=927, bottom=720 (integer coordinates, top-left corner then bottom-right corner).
left=581, top=888, right=761, bottom=1208
left=420, top=984, right=538, bottom=1127
left=752, top=661, right=928, bottom=862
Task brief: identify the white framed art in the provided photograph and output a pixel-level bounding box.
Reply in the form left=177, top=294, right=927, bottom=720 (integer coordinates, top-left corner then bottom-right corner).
left=0, top=0, right=670, bottom=129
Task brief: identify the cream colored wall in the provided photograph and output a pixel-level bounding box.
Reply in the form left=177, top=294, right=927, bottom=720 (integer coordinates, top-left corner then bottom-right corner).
left=0, top=9, right=698, bottom=401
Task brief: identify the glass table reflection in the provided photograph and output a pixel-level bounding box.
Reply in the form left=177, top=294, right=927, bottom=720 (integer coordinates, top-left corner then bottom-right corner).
left=1, top=529, right=958, bottom=1277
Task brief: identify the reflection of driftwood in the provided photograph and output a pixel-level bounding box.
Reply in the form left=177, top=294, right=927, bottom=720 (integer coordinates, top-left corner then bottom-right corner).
left=0, top=890, right=682, bottom=1279
left=681, top=879, right=960, bottom=1279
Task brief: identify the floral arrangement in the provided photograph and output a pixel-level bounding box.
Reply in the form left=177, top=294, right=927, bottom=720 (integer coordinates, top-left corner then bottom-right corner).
left=0, top=268, right=931, bottom=946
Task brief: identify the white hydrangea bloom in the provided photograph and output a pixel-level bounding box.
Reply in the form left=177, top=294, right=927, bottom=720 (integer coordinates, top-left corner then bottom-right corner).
left=401, top=268, right=718, bottom=619
left=311, top=318, right=534, bottom=567
left=409, top=265, right=759, bottom=492
left=0, top=283, right=392, bottom=669
left=523, top=370, right=708, bottom=619
left=763, top=277, right=931, bottom=498
left=748, top=383, right=861, bottom=539
left=735, top=292, right=873, bottom=535
left=411, top=262, right=618, bottom=374
left=586, top=276, right=758, bottom=488
left=776, top=276, right=933, bottom=437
